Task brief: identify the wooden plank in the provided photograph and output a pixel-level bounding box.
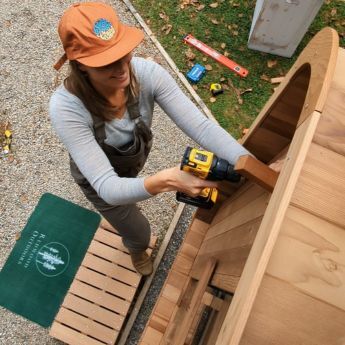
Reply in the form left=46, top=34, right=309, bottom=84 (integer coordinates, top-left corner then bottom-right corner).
left=82, top=253, right=140, bottom=287
left=100, top=219, right=157, bottom=249
left=314, top=47, right=345, bottom=156
left=244, top=127, right=290, bottom=163
left=291, top=143, right=345, bottom=228
left=94, top=228, right=128, bottom=252
left=210, top=182, right=266, bottom=227
left=203, top=294, right=232, bottom=345
left=141, top=326, right=164, bottom=345
left=69, top=280, right=130, bottom=316
left=88, top=241, right=133, bottom=270
left=234, top=155, right=279, bottom=192
left=62, top=293, right=124, bottom=330
left=270, top=76, right=285, bottom=84
left=216, top=112, right=321, bottom=345
left=76, top=266, right=136, bottom=301
left=266, top=205, right=345, bottom=312
left=50, top=322, right=106, bottom=345
left=55, top=307, right=118, bottom=344
left=172, top=259, right=217, bottom=345
left=192, top=218, right=263, bottom=292
left=239, top=275, right=345, bottom=345
left=206, top=192, right=269, bottom=240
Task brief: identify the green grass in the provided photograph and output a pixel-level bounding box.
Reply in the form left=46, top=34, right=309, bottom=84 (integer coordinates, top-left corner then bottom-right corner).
left=131, top=0, right=345, bottom=138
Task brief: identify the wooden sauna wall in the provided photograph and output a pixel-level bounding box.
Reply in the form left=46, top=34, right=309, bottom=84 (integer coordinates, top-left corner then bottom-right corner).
left=237, top=48, right=345, bottom=345
left=190, top=182, right=271, bottom=293
left=245, top=64, right=311, bottom=163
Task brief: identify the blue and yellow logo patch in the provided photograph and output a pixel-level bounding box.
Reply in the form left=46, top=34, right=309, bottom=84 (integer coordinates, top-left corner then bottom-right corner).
left=93, top=18, right=115, bottom=40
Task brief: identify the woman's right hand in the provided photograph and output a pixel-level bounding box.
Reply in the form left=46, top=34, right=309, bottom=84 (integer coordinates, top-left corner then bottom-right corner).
left=144, top=166, right=218, bottom=196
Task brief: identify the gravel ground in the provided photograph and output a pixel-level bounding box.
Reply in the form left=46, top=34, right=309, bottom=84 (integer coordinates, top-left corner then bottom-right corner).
left=0, top=0, right=200, bottom=344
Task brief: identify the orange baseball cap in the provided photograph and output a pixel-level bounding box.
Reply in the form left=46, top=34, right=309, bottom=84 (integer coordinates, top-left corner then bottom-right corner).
left=54, top=2, right=144, bottom=70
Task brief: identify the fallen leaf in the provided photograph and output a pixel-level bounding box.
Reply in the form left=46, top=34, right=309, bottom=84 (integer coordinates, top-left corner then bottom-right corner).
left=220, top=77, right=226, bottom=82
left=192, top=85, right=198, bottom=90
left=232, top=24, right=238, bottom=29
left=4, top=20, right=11, bottom=27
left=242, top=128, right=249, bottom=136
left=210, top=97, right=217, bottom=103
left=205, top=64, right=213, bottom=71
left=331, top=8, right=337, bottom=16
left=221, top=83, right=229, bottom=90
left=224, top=51, right=230, bottom=57
left=202, top=57, right=208, bottom=62
left=15, top=232, right=21, bottom=241
left=211, top=19, right=219, bottom=25
left=161, top=24, right=172, bottom=35
left=232, top=30, right=239, bottom=36
left=209, top=2, right=219, bottom=8
left=159, top=11, right=169, bottom=22
left=260, top=74, right=270, bottom=82
left=232, top=3, right=240, bottom=7
left=267, top=60, right=278, bottom=68
left=185, top=48, right=196, bottom=60
left=196, top=4, right=205, bottom=10
left=220, top=43, right=226, bottom=49
left=238, top=13, right=244, bottom=18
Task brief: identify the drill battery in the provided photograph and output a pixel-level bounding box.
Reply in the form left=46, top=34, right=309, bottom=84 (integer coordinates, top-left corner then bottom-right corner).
left=176, top=147, right=241, bottom=208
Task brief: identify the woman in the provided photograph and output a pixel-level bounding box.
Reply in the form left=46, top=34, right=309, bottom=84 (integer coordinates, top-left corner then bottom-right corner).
left=50, top=2, right=251, bottom=275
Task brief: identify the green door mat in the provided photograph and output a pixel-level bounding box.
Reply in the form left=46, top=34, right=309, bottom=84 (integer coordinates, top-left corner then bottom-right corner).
left=0, top=193, right=101, bottom=327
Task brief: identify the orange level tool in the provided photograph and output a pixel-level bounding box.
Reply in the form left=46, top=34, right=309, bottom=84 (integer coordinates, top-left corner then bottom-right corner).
left=183, top=34, right=248, bottom=77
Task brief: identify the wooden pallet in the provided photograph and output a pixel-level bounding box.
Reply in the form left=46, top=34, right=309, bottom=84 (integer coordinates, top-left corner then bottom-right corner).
left=49, top=220, right=156, bottom=345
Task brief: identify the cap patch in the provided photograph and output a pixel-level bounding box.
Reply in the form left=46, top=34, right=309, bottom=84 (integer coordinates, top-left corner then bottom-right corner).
left=93, top=18, right=115, bottom=40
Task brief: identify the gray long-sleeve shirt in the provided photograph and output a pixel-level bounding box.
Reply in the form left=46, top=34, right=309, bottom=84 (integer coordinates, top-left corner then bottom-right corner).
left=49, top=57, right=251, bottom=205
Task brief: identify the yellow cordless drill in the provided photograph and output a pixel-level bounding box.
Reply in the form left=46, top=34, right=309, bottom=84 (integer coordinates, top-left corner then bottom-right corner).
left=176, top=147, right=241, bottom=209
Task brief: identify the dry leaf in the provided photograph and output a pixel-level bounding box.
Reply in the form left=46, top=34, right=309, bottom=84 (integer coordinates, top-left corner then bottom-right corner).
left=331, top=8, right=337, bottom=16
left=242, top=128, right=249, bottom=136
left=205, top=64, right=213, bottom=71
left=4, top=20, right=11, bottom=27
left=224, top=51, right=230, bottom=57
left=202, top=57, right=208, bottom=62
left=192, top=85, right=198, bottom=90
left=161, top=24, right=173, bottom=35
left=220, top=43, right=226, bottom=49
left=159, top=12, right=169, bottom=22
left=20, top=194, right=28, bottom=203
left=211, top=19, right=219, bottom=25
left=260, top=74, right=270, bottom=82
left=196, top=4, right=205, bottom=10
left=238, top=13, right=244, bottom=18
left=232, top=30, right=239, bottom=36
left=220, top=77, right=226, bottom=82
left=232, top=3, right=240, bottom=7
left=221, top=83, right=229, bottom=90
left=15, top=232, right=21, bottom=241
left=210, top=97, right=217, bottom=103
left=232, top=24, right=238, bottom=29
left=209, top=2, right=219, bottom=8
left=185, top=48, right=196, bottom=60
left=267, top=60, right=278, bottom=68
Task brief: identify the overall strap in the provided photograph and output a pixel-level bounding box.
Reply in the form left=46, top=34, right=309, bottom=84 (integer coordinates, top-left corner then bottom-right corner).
left=127, top=99, right=141, bottom=123
left=90, top=112, right=106, bottom=144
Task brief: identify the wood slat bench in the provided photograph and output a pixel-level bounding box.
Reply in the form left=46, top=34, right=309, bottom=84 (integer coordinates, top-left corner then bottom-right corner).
left=49, top=219, right=156, bottom=345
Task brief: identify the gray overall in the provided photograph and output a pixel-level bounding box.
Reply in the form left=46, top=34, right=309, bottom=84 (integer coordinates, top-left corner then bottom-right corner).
left=70, top=99, right=153, bottom=253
